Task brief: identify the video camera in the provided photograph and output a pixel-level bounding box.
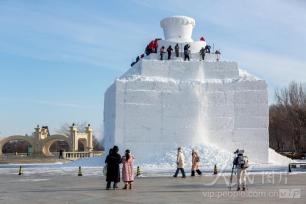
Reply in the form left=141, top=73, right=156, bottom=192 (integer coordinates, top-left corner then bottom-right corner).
left=234, top=149, right=244, bottom=155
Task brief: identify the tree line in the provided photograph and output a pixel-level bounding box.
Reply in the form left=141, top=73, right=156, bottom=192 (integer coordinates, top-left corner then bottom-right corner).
left=269, top=81, right=306, bottom=154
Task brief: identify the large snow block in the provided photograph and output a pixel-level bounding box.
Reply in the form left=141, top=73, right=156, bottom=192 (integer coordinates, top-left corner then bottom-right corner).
left=121, top=60, right=239, bottom=81
left=104, top=59, right=270, bottom=163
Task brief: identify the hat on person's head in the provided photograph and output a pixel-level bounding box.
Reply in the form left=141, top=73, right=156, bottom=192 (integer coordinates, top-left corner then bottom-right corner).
left=113, top=145, right=119, bottom=153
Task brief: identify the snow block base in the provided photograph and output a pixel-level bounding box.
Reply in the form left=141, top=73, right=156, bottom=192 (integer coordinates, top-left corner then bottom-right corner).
left=104, top=59, right=270, bottom=164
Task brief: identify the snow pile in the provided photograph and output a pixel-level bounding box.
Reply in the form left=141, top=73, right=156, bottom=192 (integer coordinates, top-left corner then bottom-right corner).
left=62, top=144, right=234, bottom=171
left=268, top=148, right=293, bottom=165
left=137, top=144, right=233, bottom=171
left=238, top=69, right=259, bottom=81
left=61, top=145, right=292, bottom=172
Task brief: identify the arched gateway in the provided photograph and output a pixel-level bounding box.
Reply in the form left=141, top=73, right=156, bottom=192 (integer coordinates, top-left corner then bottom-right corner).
left=0, top=124, right=94, bottom=158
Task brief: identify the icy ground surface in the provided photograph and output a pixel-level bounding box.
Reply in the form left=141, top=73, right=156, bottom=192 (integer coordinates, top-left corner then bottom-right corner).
left=0, top=144, right=303, bottom=177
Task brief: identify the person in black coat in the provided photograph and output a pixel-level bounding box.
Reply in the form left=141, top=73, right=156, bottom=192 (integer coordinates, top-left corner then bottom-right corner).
left=184, top=44, right=190, bottom=61
left=167, top=45, right=173, bottom=60
left=105, top=146, right=122, bottom=190
left=175, top=44, right=179, bottom=57
left=200, top=47, right=205, bottom=61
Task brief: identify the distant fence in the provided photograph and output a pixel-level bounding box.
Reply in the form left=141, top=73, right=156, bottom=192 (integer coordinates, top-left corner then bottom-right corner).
left=0, top=151, right=103, bottom=161
left=288, top=162, right=306, bottom=172
left=63, top=151, right=103, bottom=160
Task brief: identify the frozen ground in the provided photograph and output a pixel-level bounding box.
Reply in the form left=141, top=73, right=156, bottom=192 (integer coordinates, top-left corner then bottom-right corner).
left=0, top=171, right=305, bottom=204
left=0, top=144, right=300, bottom=177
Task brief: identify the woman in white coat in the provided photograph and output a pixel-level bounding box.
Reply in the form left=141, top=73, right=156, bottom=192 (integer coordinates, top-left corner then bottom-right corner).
left=173, top=147, right=186, bottom=178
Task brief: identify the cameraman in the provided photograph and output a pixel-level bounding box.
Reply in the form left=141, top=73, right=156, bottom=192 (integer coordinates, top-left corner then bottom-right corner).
left=233, top=149, right=249, bottom=191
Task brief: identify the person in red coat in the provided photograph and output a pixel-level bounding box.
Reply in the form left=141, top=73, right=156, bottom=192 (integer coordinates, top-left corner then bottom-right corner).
left=167, top=45, right=173, bottom=60
left=152, top=39, right=159, bottom=53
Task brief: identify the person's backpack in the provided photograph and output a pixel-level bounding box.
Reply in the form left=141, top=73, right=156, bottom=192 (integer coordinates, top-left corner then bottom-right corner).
left=237, top=155, right=249, bottom=169
left=233, top=156, right=239, bottom=166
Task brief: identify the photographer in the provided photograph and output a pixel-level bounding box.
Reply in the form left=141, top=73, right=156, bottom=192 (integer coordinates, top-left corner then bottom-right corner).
left=233, top=149, right=249, bottom=191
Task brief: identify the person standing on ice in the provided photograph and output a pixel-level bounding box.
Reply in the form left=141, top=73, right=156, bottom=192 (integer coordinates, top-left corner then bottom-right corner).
left=184, top=44, right=190, bottom=61
left=175, top=44, right=179, bottom=57
left=173, top=147, right=186, bottom=178
left=191, top=149, right=202, bottom=176
left=121, top=149, right=135, bottom=190
left=233, top=149, right=249, bottom=191
left=105, top=146, right=122, bottom=190
left=160, top=46, right=165, bottom=60
left=167, top=45, right=173, bottom=60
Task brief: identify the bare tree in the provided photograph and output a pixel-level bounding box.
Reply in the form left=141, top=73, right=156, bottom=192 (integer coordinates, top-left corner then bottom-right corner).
left=270, top=81, right=306, bottom=154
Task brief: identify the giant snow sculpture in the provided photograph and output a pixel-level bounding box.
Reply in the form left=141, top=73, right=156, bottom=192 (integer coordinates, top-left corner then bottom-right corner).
left=104, top=16, right=270, bottom=163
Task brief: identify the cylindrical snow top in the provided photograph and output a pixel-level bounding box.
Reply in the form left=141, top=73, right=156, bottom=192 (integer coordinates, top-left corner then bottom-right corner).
left=160, top=16, right=195, bottom=43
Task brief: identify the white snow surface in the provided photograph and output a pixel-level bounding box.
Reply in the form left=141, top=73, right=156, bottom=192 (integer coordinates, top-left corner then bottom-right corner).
left=104, top=59, right=270, bottom=164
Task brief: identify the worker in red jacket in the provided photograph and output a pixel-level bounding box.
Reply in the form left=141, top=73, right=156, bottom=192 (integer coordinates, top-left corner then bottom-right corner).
left=152, top=39, right=158, bottom=53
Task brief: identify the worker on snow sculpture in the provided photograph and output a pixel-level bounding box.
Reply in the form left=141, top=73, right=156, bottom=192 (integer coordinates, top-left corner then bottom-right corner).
left=152, top=39, right=159, bottom=53
left=175, top=43, right=179, bottom=57
left=191, top=149, right=202, bottom=176
left=233, top=149, right=249, bottom=191
left=184, top=44, right=190, bottom=61
left=130, top=56, right=140, bottom=67
left=160, top=46, right=165, bottom=60
left=173, top=147, right=186, bottom=178
left=145, top=45, right=150, bottom=55
left=215, top=50, right=221, bottom=61
left=167, top=45, right=173, bottom=60
left=205, top=45, right=211, bottom=53
left=200, top=47, right=206, bottom=61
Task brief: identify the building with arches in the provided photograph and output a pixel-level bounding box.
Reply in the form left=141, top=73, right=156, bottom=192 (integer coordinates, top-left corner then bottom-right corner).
left=0, top=124, right=99, bottom=160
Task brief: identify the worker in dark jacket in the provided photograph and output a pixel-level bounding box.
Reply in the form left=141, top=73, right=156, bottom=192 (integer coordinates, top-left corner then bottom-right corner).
left=175, top=44, right=179, bottom=57
left=215, top=50, right=221, bottom=61
left=205, top=45, right=211, bottom=53
left=167, top=45, right=173, bottom=60
left=105, top=146, right=122, bottom=190
left=184, top=44, right=190, bottom=61
left=160, top=46, right=165, bottom=60
left=200, top=47, right=205, bottom=61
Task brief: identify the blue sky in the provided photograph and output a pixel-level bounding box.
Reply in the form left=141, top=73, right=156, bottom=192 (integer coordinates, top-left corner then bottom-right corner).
left=0, top=0, right=305, bottom=137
